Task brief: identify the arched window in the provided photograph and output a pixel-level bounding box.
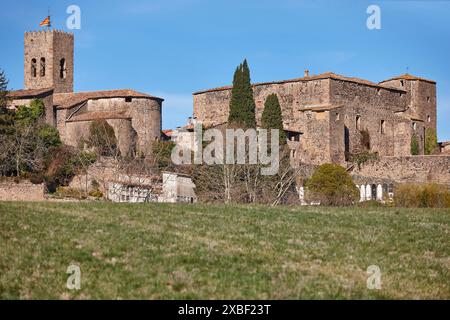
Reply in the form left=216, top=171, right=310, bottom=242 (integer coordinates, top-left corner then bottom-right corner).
left=40, top=57, right=46, bottom=77
left=60, top=58, right=66, bottom=79
left=31, top=58, right=37, bottom=78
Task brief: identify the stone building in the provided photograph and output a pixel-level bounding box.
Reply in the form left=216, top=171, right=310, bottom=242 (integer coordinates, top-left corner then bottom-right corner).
left=7, top=30, right=163, bottom=156
left=192, top=69, right=450, bottom=200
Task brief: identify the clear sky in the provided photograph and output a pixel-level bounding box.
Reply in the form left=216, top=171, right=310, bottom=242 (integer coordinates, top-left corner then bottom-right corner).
left=1, top=0, right=449, bottom=140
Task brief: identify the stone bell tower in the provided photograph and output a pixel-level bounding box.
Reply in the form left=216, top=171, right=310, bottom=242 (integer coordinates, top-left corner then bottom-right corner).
left=24, top=29, right=74, bottom=93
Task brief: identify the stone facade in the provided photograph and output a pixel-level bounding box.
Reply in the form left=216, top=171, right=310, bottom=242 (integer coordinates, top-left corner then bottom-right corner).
left=193, top=72, right=438, bottom=165
left=0, top=181, right=45, bottom=201
left=193, top=71, right=448, bottom=196
left=24, top=30, right=74, bottom=93
left=351, top=155, right=450, bottom=187
left=8, top=30, right=163, bottom=157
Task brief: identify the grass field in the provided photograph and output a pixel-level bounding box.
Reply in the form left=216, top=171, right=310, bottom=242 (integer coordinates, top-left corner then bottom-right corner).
left=0, top=202, right=449, bottom=299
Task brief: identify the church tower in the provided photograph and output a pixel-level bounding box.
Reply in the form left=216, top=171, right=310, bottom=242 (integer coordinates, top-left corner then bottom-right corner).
left=24, top=30, right=74, bottom=93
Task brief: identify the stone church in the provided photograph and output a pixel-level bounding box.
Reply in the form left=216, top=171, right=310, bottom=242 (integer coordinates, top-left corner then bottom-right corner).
left=7, top=29, right=163, bottom=156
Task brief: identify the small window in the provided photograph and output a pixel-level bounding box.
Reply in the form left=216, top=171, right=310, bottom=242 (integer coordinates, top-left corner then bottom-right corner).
left=400, top=80, right=404, bottom=87
left=412, top=122, right=417, bottom=130
left=427, top=97, right=431, bottom=103
left=59, top=58, right=66, bottom=79
left=427, top=115, right=431, bottom=123
left=335, top=113, right=340, bottom=121
left=377, top=88, right=381, bottom=95
left=356, top=115, right=361, bottom=130
left=125, top=97, right=132, bottom=103
left=31, top=58, right=37, bottom=78
left=40, top=57, right=45, bottom=77
left=380, top=120, right=385, bottom=135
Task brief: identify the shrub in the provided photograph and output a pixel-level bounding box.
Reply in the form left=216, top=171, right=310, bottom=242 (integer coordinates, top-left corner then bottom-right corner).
left=88, top=189, right=104, bottom=198
left=395, top=183, right=450, bottom=208
left=55, top=186, right=86, bottom=199
left=411, top=134, right=419, bottom=155
left=37, top=124, right=62, bottom=148
left=29, top=173, right=45, bottom=184
left=44, top=146, right=97, bottom=192
left=306, top=163, right=359, bottom=206
left=360, top=129, right=371, bottom=151
left=15, top=99, right=45, bottom=125
left=349, top=151, right=379, bottom=169
left=425, top=128, right=438, bottom=155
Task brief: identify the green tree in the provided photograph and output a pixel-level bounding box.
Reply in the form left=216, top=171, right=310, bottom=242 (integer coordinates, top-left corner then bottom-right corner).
left=228, top=59, right=256, bottom=128
left=37, top=124, right=62, bottom=148
left=0, top=68, right=8, bottom=113
left=15, top=99, right=45, bottom=125
left=425, top=127, right=438, bottom=155
left=306, top=163, right=359, bottom=206
left=261, top=93, right=286, bottom=144
left=411, top=134, right=419, bottom=155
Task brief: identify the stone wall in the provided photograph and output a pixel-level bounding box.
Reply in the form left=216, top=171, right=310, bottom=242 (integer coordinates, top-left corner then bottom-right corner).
left=65, top=118, right=135, bottom=156
left=193, top=78, right=331, bottom=129
left=329, top=78, right=412, bottom=157
left=351, top=155, right=450, bottom=186
left=62, top=97, right=161, bottom=155
left=0, top=181, right=45, bottom=201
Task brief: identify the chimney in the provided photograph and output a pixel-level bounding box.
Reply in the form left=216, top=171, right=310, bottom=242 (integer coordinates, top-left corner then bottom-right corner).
left=304, top=69, right=310, bottom=77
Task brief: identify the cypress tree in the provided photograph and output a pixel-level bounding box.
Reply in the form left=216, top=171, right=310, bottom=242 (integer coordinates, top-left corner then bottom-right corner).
left=228, top=60, right=256, bottom=128
left=228, top=66, right=242, bottom=124
left=0, top=69, right=9, bottom=113
left=261, top=93, right=286, bottom=144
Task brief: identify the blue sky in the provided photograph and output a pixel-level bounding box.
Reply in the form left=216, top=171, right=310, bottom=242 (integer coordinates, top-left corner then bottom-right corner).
left=1, top=0, right=449, bottom=140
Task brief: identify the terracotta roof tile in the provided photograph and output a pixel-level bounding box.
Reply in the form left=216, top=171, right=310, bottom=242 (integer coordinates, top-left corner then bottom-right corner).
left=379, top=73, right=436, bottom=84
left=193, top=72, right=407, bottom=95
left=66, top=111, right=131, bottom=122
left=7, top=88, right=53, bottom=98
left=54, top=89, right=164, bottom=109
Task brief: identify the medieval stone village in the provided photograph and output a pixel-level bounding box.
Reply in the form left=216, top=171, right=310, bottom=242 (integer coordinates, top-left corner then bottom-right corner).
left=1, top=29, right=449, bottom=204
left=1, top=2, right=450, bottom=302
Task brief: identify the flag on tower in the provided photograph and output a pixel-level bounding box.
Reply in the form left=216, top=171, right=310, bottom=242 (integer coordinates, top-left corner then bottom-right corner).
left=39, top=16, right=51, bottom=27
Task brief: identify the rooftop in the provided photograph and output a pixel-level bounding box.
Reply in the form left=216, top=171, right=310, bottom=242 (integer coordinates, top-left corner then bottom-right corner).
left=7, top=88, right=53, bottom=98
left=54, top=89, right=164, bottom=109
left=193, top=72, right=410, bottom=95
left=379, top=73, right=436, bottom=84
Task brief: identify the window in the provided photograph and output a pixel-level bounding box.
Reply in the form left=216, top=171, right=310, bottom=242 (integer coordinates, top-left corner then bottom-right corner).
left=31, top=58, right=37, bottom=78
left=427, top=115, right=431, bottom=123
left=125, top=97, right=132, bottom=103
left=412, top=122, right=417, bottom=130
left=59, top=58, right=66, bottom=79
left=400, top=80, right=404, bottom=87
left=335, top=113, right=340, bottom=121
left=427, top=97, right=431, bottom=103
left=40, top=58, right=45, bottom=77
left=356, top=115, right=361, bottom=130
left=380, top=120, right=385, bottom=134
